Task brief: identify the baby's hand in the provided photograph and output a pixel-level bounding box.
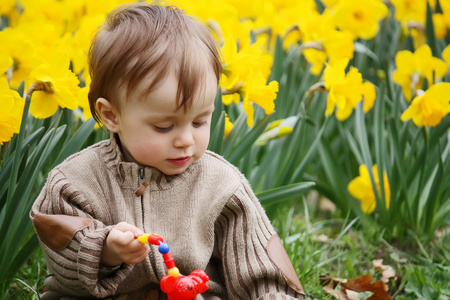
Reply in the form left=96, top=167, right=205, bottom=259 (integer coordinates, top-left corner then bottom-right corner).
left=100, top=222, right=150, bottom=267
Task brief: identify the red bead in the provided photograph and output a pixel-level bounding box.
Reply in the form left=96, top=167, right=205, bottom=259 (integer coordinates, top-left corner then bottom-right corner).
left=147, top=234, right=164, bottom=245
left=163, top=253, right=176, bottom=269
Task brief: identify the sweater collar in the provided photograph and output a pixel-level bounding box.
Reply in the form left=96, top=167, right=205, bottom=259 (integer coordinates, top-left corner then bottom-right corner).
left=101, top=134, right=193, bottom=191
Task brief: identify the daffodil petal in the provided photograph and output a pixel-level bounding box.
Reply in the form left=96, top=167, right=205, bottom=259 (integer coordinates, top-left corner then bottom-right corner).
left=30, top=91, right=59, bottom=119
left=0, top=111, right=16, bottom=144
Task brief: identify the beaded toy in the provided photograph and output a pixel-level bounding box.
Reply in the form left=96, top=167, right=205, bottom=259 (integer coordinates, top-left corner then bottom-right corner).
left=137, top=233, right=209, bottom=300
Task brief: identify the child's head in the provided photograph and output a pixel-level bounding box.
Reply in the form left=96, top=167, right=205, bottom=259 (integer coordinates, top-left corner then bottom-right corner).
left=88, top=2, right=222, bottom=122
left=88, top=3, right=222, bottom=174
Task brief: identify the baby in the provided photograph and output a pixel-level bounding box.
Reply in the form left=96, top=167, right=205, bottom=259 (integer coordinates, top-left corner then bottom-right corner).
left=31, top=3, right=305, bottom=299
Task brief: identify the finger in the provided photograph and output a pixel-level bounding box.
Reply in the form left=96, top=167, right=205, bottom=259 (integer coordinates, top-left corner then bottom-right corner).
left=125, top=247, right=150, bottom=264
left=126, top=239, right=149, bottom=253
left=120, top=231, right=136, bottom=244
left=113, top=222, right=144, bottom=237
left=109, top=230, right=135, bottom=247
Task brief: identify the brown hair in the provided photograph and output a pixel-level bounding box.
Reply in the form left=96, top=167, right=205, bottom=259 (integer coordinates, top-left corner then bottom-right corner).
left=88, top=3, right=222, bottom=124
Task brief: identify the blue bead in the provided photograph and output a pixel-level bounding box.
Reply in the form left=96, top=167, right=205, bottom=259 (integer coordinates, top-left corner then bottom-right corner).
left=158, top=243, right=170, bottom=254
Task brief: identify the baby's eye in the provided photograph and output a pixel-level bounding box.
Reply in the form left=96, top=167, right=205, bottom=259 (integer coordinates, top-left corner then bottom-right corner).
left=154, top=125, right=173, bottom=133
left=193, top=121, right=207, bottom=128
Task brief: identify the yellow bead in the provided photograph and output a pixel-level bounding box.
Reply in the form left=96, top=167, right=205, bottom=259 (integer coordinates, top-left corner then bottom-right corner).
left=137, top=234, right=150, bottom=244
left=168, top=267, right=180, bottom=277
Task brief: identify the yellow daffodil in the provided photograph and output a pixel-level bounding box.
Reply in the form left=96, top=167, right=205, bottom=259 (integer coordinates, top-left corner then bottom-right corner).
left=222, top=92, right=241, bottom=106
left=251, top=0, right=319, bottom=49
left=70, top=14, right=106, bottom=74
left=0, top=111, right=16, bottom=145
left=321, top=0, right=339, bottom=8
left=441, top=44, right=450, bottom=66
left=390, top=0, right=428, bottom=47
left=221, top=36, right=272, bottom=92
left=76, top=73, right=100, bottom=127
left=362, top=81, right=376, bottom=113
left=175, top=0, right=242, bottom=45
left=303, top=48, right=328, bottom=75
left=348, top=164, right=390, bottom=214
left=440, top=0, right=450, bottom=31
left=221, top=36, right=245, bottom=91
left=28, top=52, right=80, bottom=119
left=77, top=86, right=90, bottom=120
left=390, top=0, right=426, bottom=24
left=0, top=28, right=44, bottom=89
left=300, top=10, right=354, bottom=74
left=322, top=30, right=355, bottom=66
left=401, top=82, right=450, bottom=127
left=224, top=114, right=233, bottom=136
left=333, top=0, right=388, bottom=40
left=0, top=77, right=25, bottom=144
left=392, top=44, right=447, bottom=101
left=220, top=35, right=277, bottom=126
left=19, top=0, right=66, bottom=26
left=323, top=58, right=367, bottom=120
left=241, top=71, right=278, bottom=127
left=0, top=52, right=13, bottom=75
left=0, top=0, right=16, bottom=16
left=300, top=8, right=336, bottom=44
left=432, top=13, right=448, bottom=40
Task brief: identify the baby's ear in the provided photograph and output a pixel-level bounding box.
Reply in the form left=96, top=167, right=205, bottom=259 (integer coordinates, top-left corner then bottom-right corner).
left=96, top=98, right=120, bottom=133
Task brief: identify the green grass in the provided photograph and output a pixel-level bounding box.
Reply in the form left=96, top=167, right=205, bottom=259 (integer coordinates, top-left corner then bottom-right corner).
left=5, top=196, right=450, bottom=299
left=271, top=197, right=450, bottom=300
left=4, top=248, right=48, bottom=300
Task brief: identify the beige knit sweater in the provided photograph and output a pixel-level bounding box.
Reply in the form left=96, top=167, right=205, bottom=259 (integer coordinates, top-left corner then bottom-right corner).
left=30, top=135, right=305, bottom=299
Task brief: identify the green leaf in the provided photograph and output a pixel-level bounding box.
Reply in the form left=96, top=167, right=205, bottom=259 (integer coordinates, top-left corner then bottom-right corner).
left=313, top=0, right=325, bottom=14
left=3, top=234, right=39, bottom=280
left=270, top=35, right=285, bottom=82
left=0, top=126, right=66, bottom=268
left=423, top=145, right=445, bottom=235
left=208, top=111, right=225, bottom=153
left=0, top=127, right=45, bottom=203
left=211, top=89, right=224, bottom=136
left=355, top=104, right=387, bottom=219
left=317, top=135, right=351, bottom=212
left=226, top=114, right=273, bottom=165
left=354, top=41, right=379, bottom=64
left=6, top=97, right=31, bottom=206
left=290, top=117, right=329, bottom=183
left=53, top=117, right=96, bottom=167
left=222, top=110, right=248, bottom=156
left=257, top=182, right=315, bottom=205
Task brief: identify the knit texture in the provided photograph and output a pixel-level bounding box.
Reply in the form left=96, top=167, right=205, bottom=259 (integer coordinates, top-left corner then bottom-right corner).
left=31, top=135, right=305, bottom=299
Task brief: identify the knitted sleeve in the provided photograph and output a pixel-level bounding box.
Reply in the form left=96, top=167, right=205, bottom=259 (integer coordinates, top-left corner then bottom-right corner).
left=214, top=183, right=305, bottom=300
left=30, top=168, right=133, bottom=298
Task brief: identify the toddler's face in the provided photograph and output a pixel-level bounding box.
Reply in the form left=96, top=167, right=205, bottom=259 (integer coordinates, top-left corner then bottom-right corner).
left=114, top=72, right=217, bottom=175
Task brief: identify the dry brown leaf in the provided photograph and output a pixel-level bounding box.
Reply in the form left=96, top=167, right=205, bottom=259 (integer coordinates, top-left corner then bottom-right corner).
left=323, top=281, right=348, bottom=299
left=342, top=274, right=392, bottom=300
left=345, top=289, right=361, bottom=300
left=320, top=274, right=392, bottom=300
left=373, top=259, right=397, bottom=285
left=321, top=277, right=348, bottom=300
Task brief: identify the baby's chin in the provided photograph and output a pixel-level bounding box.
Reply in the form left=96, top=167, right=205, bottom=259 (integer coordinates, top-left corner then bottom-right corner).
left=159, top=161, right=194, bottom=176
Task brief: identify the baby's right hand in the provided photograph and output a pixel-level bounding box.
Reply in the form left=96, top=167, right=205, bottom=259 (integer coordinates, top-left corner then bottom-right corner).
left=100, top=222, right=150, bottom=267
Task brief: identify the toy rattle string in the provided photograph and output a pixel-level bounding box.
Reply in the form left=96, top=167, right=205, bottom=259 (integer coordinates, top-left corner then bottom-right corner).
left=137, top=233, right=180, bottom=277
